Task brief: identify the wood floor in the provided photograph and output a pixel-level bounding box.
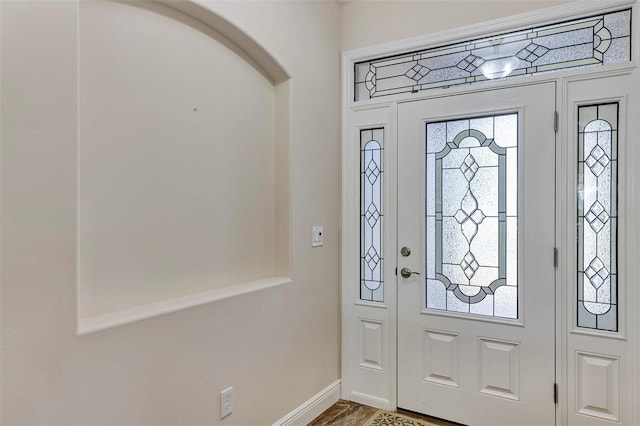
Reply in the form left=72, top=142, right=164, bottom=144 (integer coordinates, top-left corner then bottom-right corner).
left=309, top=400, right=459, bottom=426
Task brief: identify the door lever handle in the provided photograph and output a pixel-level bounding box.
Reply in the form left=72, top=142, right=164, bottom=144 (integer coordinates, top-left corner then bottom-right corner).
left=400, top=267, right=420, bottom=278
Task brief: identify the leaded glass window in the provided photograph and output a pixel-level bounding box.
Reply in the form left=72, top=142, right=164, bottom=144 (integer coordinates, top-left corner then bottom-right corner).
left=361, top=128, right=384, bottom=302
left=355, top=9, right=630, bottom=101
left=426, top=114, right=518, bottom=319
left=578, top=103, right=618, bottom=332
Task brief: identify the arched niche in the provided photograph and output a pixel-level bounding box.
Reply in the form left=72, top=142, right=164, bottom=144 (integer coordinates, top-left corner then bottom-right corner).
left=77, top=0, right=291, bottom=333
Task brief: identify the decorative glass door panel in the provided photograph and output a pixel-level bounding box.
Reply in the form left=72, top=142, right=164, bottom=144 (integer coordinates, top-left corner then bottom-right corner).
left=577, top=103, right=618, bottom=331
left=397, top=83, right=556, bottom=425
left=361, top=128, right=384, bottom=302
left=426, top=114, right=517, bottom=318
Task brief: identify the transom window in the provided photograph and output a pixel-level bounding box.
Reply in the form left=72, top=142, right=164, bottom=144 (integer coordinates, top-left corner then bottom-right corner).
left=354, top=9, right=630, bottom=101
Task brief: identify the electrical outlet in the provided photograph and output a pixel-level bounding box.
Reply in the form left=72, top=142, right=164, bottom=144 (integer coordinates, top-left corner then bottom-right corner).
left=220, top=386, right=233, bottom=419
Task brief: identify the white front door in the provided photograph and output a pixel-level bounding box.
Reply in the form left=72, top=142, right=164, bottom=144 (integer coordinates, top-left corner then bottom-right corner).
left=397, top=83, right=557, bottom=425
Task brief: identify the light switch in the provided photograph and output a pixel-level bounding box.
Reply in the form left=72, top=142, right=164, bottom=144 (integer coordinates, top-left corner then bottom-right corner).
left=312, top=226, right=324, bottom=247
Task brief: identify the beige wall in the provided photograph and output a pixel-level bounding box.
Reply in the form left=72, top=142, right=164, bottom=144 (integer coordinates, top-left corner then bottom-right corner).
left=340, top=0, right=574, bottom=51
left=78, top=0, right=279, bottom=319
left=1, top=0, right=340, bottom=424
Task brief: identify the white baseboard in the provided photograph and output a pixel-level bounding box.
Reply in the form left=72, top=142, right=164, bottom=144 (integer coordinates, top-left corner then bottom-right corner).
left=273, top=379, right=341, bottom=426
left=349, top=391, right=392, bottom=411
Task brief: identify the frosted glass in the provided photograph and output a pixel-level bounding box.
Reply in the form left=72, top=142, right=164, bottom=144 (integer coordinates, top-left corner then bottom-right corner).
left=360, top=128, right=384, bottom=302
left=442, top=264, right=469, bottom=286
left=426, top=156, right=436, bottom=216
left=441, top=169, right=470, bottom=216
left=471, top=167, right=499, bottom=216
left=585, top=119, right=612, bottom=132
left=494, top=286, right=518, bottom=319
left=469, top=294, right=494, bottom=316
left=597, top=280, right=611, bottom=304
left=469, top=146, right=499, bottom=167
left=442, top=148, right=469, bottom=169
left=584, top=302, right=611, bottom=315
left=506, top=149, right=518, bottom=216
left=578, top=303, right=597, bottom=328
left=442, top=218, right=469, bottom=265
left=470, top=117, right=494, bottom=139
left=579, top=106, right=598, bottom=129
left=583, top=131, right=598, bottom=154
left=459, top=285, right=482, bottom=297
left=459, top=136, right=480, bottom=148
left=377, top=61, right=415, bottom=79
left=375, top=76, right=410, bottom=94
left=427, top=122, right=447, bottom=153
left=597, top=306, right=618, bottom=330
left=447, top=290, right=470, bottom=313
left=577, top=103, right=618, bottom=331
left=426, top=113, right=517, bottom=318
left=469, top=266, right=499, bottom=288
left=426, top=216, right=436, bottom=277
left=583, top=225, right=597, bottom=263
left=538, top=29, right=592, bottom=48
left=355, top=10, right=630, bottom=100
left=355, top=63, right=370, bottom=84
left=604, top=38, right=631, bottom=65
left=447, top=120, right=470, bottom=144
left=470, top=218, right=499, bottom=266
left=582, top=278, right=597, bottom=302
left=372, top=285, right=384, bottom=303
left=507, top=218, right=518, bottom=286
left=604, top=11, right=631, bottom=37
left=494, top=115, right=518, bottom=148
left=596, top=225, right=611, bottom=266
left=364, top=280, right=381, bottom=291
left=355, top=83, right=368, bottom=102
left=598, top=132, right=612, bottom=156
left=427, top=279, right=447, bottom=310
left=426, top=68, right=468, bottom=85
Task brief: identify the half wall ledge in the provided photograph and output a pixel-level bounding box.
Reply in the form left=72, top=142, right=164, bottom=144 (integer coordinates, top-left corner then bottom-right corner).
left=78, top=276, right=293, bottom=335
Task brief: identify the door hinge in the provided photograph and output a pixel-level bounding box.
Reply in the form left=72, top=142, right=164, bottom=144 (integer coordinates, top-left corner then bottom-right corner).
left=554, top=111, right=559, bottom=133
left=395, top=267, right=398, bottom=276
left=554, top=383, right=558, bottom=404
left=553, top=247, right=558, bottom=268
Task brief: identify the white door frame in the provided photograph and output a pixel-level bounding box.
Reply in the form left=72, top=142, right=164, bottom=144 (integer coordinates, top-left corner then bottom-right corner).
left=341, top=1, right=640, bottom=424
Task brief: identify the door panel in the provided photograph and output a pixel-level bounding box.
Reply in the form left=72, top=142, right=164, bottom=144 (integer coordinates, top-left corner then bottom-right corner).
left=397, top=83, right=556, bottom=425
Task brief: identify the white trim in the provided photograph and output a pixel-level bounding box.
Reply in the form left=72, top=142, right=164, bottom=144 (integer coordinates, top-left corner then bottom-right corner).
left=78, top=276, right=292, bottom=334
left=349, top=391, right=392, bottom=411
left=272, top=380, right=341, bottom=426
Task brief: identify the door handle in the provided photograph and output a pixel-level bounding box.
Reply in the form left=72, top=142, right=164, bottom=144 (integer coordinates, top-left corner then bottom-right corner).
left=400, top=267, right=420, bottom=278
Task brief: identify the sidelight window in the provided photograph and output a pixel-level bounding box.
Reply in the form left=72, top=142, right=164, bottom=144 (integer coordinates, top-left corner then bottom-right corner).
left=361, top=128, right=385, bottom=302
left=577, top=103, right=618, bottom=332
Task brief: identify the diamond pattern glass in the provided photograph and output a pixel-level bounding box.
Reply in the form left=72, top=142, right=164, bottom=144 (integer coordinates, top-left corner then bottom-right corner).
left=355, top=9, right=631, bottom=101
left=578, top=103, right=618, bottom=331
left=426, top=114, right=518, bottom=318
left=361, top=128, right=384, bottom=302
